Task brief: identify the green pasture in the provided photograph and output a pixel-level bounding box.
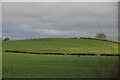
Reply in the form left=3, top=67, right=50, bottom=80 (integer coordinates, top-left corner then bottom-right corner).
left=25, top=49, right=118, bottom=54
left=3, top=52, right=118, bottom=78
left=2, top=38, right=119, bottom=78
left=2, top=38, right=119, bottom=54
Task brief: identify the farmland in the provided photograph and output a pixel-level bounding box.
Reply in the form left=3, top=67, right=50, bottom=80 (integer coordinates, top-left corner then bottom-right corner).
left=3, top=38, right=119, bottom=54
left=2, top=38, right=119, bottom=78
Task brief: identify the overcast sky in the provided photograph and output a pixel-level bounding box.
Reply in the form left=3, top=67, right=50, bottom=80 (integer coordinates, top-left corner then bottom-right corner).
left=3, top=2, right=118, bottom=40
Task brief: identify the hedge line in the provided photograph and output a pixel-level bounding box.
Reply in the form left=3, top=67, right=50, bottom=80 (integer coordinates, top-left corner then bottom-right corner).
left=71, top=37, right=120, bottom=44
left=4, top=50, right=120, bottom=56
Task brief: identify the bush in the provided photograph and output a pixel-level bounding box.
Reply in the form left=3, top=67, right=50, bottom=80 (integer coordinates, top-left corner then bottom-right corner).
left=3, top=37, right=10, bottom=41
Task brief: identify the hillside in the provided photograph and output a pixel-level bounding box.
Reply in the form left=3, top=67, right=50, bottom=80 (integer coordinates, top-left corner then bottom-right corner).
left=3, top=38, right=119, bottom=78
left=3, top=38, right=119, bottom=54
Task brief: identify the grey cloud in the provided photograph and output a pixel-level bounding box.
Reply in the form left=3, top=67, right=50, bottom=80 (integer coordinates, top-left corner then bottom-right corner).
left=3, top=2, right=118, bottom=40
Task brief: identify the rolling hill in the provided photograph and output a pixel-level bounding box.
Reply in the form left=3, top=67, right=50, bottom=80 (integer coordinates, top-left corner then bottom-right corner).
left=2, top=38, right=119, bottom=78
left=3, top=38, right=119, bottom=54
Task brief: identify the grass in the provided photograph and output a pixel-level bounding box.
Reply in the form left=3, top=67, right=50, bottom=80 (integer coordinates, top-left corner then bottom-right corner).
left=3, top=38, right=119, bottom=54
left=24, top=49, right=118, bottom=54
left=2, top=38, right=119, bottom=78
left=3, top=52, right=118, bottom=78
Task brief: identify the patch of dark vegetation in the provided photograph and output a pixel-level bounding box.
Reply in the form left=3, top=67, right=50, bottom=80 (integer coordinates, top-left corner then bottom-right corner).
left=100, top=54, right=120, bottom=56
left=4, top=50, right=120, bottom=56
left=68, top=54, right=96, bottom=56
left=70, top=37, right=78, bottom=39
left=5, top=50, right=64, bottom=55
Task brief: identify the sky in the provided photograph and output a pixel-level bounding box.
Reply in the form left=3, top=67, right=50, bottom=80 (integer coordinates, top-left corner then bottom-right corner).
left=0, top=2, right=2, bottom=39
left=2, top=2, right=118, bottom=40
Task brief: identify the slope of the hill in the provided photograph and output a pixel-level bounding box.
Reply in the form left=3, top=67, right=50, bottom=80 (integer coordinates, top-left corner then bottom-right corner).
left=3, top=38, right=118, bottom=49
left=2, top=38, right=119, bottom=54
left=2, top=38, right=119, bottom=78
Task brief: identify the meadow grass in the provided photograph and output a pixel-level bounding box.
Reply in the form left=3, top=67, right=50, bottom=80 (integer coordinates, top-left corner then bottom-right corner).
left=25, top=49, right=118, bottom=54
left=3, top=38, right=118, bottom=54
left=3, top=52, right=118, bottom=78
left=2, top=38, right=119, bottom=78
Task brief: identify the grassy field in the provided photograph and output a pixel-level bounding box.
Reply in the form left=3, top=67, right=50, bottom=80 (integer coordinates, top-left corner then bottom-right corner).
left=2, top=38, right=119, bottom=78
left=3, top=52, right=118, bottom=78
left=3, top=38, right=119, bottom=54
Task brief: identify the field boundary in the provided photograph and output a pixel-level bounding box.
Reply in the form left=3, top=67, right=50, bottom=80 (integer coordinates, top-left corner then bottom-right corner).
left=71, top=38, right=120, bottom=44
left=4, top=50, right=120, bottom=56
